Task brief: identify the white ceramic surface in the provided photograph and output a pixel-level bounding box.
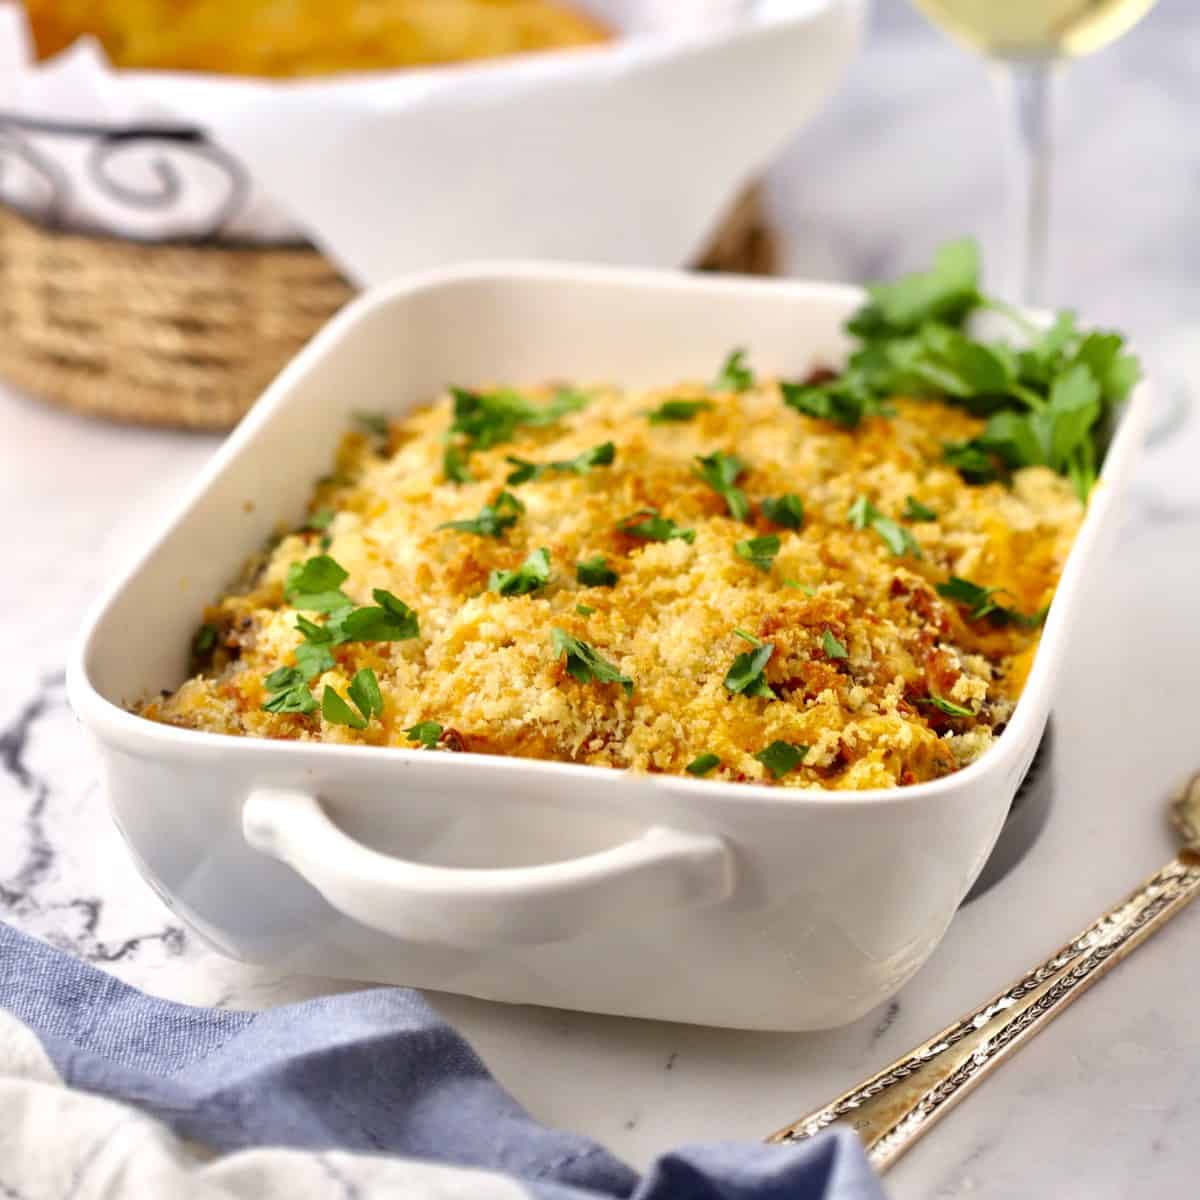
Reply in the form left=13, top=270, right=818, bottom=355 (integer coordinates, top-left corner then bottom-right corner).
left=67, top=264, right=1146, bottom=1030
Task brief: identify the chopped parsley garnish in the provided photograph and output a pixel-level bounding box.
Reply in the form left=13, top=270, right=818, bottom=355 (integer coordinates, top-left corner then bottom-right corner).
left=550, top=629, right=633, bottom=695
left=616, top=508, right=695, bottom=544
left=576, top=555, right=618, bottom=587
left=575, top=604, right=595, bottom=616
left=821, top=630, right=848, bottom=659
left=778, top=239, right=1138, bottom=498
left=335, top=590, right=420, bottom=642
left=760, top=494, right=805, bottom=530
left=733, top=627, right=763, bottom=646
left=735, top=534, right=780, bottom=572
left=303, top=507, right=335, bottom=533
left=488, top=547, right=552, bottom=597
left=322, top=668, right=383, bottom=730
left=438, top=491, right=524, bottom=538
left=903, top=495, right=937, bottom=522
left=192, top=622, right=218, bottom=656
left=936, top=576, right=1048, bottom=628
left=781, top=376, right=893, bottom=428
left=285, top=555, right=353, bottom=613
left=686, top=753, right=721, bottom=777
left=262, top=666, right=317, bottom=715
left=755, top=741, right=809, bottom=779
left=926, top=693, right=975, bottom=718
left=695, top=451, right=750, bottom=521
left=405, top=721, right=443, bottom=749
left=783, top=579, right=818, bottom=595
left=648, top=398, right=713, bottom=424
left=724, top=641, right=775, bottom=699
left=443, top=443, right=474, bottom=484
left=506, top=441, right=615, bottom=484
left=294, top=630, right=335, bottom=680
left=448, top=386, right=588, bottom=451
left=848, top=497, right=922, bottom=558
left=354, top=411, right=390, bottom=440
left=712, top=348, right=755, bottom=393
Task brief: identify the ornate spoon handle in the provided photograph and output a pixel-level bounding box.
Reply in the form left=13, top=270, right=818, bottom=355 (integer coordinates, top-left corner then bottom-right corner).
left=766, top=850, right=1200, bottom=1172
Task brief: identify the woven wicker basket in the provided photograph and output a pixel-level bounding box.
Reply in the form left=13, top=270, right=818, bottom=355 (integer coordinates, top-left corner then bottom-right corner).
left=0, top=186, right=775, bottom=431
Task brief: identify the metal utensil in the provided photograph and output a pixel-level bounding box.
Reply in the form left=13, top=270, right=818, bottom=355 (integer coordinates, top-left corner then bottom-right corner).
left=766, top=771, right=1200, bottom=1172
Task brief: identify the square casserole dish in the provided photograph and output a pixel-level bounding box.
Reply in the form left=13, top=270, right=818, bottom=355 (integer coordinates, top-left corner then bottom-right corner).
left=67, top=264, right=1148, bottom=1031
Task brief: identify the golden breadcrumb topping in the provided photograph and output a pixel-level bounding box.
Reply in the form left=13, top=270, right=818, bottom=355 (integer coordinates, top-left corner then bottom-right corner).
left=142, top=375, right=1083, bottom=789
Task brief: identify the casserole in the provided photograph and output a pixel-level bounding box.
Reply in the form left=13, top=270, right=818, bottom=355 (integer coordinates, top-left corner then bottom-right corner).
left=67, top=264, right=1147, bottom=1030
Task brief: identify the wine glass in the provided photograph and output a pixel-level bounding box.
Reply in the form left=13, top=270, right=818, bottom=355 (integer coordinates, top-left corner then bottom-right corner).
left=908, top=0, right=1160, bottom=305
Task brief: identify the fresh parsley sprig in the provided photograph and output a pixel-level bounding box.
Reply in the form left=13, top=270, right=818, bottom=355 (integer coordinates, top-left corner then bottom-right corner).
left=780, top=238, right=1138, bottom=499
left=322, top=669, right=383, bottom=730
left=695, top=450, right=750, bottom=521
left=735, top=534, right=780, bottom=572
left=438, top=491, right=524, bottom=538
left=488, top=547, right=552, bottom=597
left=724, top=641, right=775, bottom=699
left=686, top=753, right=721, bottom=777
left=936, top=576, right=1048, bottom=629
left=576, top=556, right=618, bottom=587
left=648, top=398, right=713, bottom=424
left=506, top=441, right=615, bottom=485
left=405, top=721, right=443, bottom=749
left=848, top=497, right=922, bottom=558
left=262, top=666, right=318, bottom=715
left=616, top=509, right=696, bottom=544
left=712, top=349, right=754, bottom=393
left=550, top=629, right=633, bottom=694
left=760, top=494, right=805, bottom=530
left=756, top=741, right=809, bottom=779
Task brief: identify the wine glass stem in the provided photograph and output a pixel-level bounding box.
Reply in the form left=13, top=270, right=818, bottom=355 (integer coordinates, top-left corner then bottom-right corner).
left=995, top=61, right=1056, bottom=308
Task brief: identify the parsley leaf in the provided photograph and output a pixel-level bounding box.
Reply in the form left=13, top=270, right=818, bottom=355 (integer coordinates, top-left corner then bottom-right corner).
left=405, top=721, right=443, bottom=749
left=616, top=509, right=696, bottom=544
left=354, top=411, right=390, bottom=439
left=438, top=491, right=524, bottom=538
left=936, top=576, right=1047, bottom=628
left=449, top=386, right=588, bottom=451
left=303, top=507, right=335, bottom=533
left=648, top=398, right=713, bottom=424
left=724, top=642, right=776, bottom=699
left=285, top=555, right=353, bottom=613
left=847, top=497, right=922, bottom=557
left=576, top=555, right=618, bottom=587
left=295, top=639, right=336, bottom=680
left=926, top=693, right=975, bottom=718
left=686, top=753, right=721, bottom=777
left=712, top=348, right=754, bottom=393
left=848, top=238, right=981, bottom=338
left=733, top=627, right=763, bottom=646
left=755, top=741, right=809, bottom=779
left=322, top=668, right=383, bottom=730
left=262, top=666, right=317, bottom=715
left=781, top=374, right=893, bottom=429
left=735, top=534, right=780, bottom=572
left=505, top=441, right=615, bottom=485
left=902, top=495, right=937, bottom=522
left=550, top=629, right=633, bottom=694
left=192, top=622, right=218, bottom=656
left=821, top=629, right=848, bottom=659
left=488, top=547, right=552, bottom=597
left=695, top=450, right=751, bottom=520
left=334, top=590, right=421, bottom=642
left=575, top=604, right=595, bottom=616
left=443, top=443, right=474, bottom=484
left=761, top=494, right=805, bottom=530
left=783, top=579, right=818, bottom=595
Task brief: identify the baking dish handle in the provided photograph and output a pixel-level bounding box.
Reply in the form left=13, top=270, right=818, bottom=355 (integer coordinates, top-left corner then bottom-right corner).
left=242, top=788, right=735, bottom=947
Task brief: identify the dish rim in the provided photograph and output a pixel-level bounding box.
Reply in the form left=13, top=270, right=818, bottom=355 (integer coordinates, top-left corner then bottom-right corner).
left=67, top=259, right=1149, bottom=812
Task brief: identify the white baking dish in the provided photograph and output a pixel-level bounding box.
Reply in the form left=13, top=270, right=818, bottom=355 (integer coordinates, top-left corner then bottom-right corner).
left=67, top=264, right=1147, bottom=1030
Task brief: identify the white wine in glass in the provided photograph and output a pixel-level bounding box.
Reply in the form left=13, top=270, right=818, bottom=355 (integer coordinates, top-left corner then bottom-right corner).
left=909, top=0, right=1159, bottom=303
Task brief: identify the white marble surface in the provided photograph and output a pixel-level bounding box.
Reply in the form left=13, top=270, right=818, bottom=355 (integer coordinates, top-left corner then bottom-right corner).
left=4, top=2, right=1200, bottom=1196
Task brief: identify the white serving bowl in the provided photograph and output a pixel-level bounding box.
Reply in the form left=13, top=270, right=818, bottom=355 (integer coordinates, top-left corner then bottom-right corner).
left=67, top=265, right=1147, bottom=1030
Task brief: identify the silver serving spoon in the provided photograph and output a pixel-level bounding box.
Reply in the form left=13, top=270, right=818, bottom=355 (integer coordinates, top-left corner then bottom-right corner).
left=767, top=772, right=1200, bottom=1171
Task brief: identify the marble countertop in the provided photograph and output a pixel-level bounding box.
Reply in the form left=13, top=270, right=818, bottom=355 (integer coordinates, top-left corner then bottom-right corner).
left=4, top=2, right=1199, bottom=1196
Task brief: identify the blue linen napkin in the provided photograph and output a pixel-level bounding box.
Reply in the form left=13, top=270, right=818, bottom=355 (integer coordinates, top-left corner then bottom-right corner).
left=0, top=921, right=884, bottom=1199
